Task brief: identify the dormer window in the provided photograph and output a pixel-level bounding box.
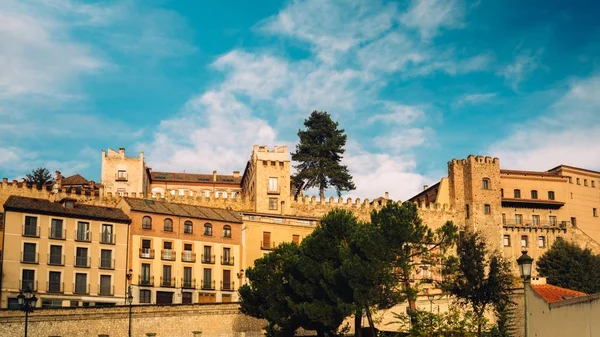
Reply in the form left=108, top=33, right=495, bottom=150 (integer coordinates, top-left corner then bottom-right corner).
left=59, top=198, right=77, bottom=208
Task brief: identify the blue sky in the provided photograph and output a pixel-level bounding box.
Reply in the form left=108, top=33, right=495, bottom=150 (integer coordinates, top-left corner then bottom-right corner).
left=1, top=0, right=599, bottom=200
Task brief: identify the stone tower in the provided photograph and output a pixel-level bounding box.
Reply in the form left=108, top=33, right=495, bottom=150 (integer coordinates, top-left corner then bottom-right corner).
left=448, top=155, right=503, bottom=251
left=243, top=145, right=291, bottom=214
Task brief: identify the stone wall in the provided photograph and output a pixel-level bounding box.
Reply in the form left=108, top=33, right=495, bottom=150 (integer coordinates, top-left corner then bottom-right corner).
left=0, top=303, right=265, bottom=337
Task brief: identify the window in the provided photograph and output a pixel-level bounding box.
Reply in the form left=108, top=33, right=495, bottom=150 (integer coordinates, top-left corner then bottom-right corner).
left=222, top=270, right=232, bottom=290
left=292, top=234, right=300, bottom=245
left=269, top=177, right=278, bottom=192
left=75, top=273, right=87, bottom=294
left=538, top=236, right=546, bottom=248
left=501, top=188, right=504, bottom=197
left=531, top=190, right=538, bottom=199
left=204, top=223, right=213, bottom=236
left=549, top=216, right=557, bottom=226
left=139, top=289, right=151, bottom=303
left=482, top=178, right=490, bottom=190
left=594, top=208, right=598, bottom=217
left=484, top=204, right=491, bottom=214
left=100, top=275, right=112, bottom=296
left=521, top=235, right=528, bottom=248
left=203, top=246, right=212, bottom=263
left=262, top=231, right=271, bottom=249
left=24, top=216, right=38, bottom=236
left=142, top=216, right=152, bottom=229
left=76, top=247, right=89, bottom=267
left=117, top=170, right=127, bottom=180
left=100, top=249, right=112, bottom=269
left=269, top=198, right=278, bottom=210
left=184, top=221, right=193, bottom=234
left=22, top=242, right=37, bottom=263
left=501, top=213, right=506, bottom=225
left=183, top=244, right=193, bottom=262
left=183, top=267, right=193, bottom=288
left=548, top=191, right=555, bottom=200
left=182, top=292, right=193, bottom=304
left=203, top=190, right=210, bottom=197
left=221, top=191, right=228, bottom=199
left=532, top=215, right=540, bottom=226
left=572, top=217, right=577, bottom=227
left=101, top=224, right=113, bottom=244
left=222, top=247, right=231, bottom=264
left=141, top=264, right=151, bottom=285
left=465, top=204, right=470, bottom=219
left=231, top=191, right=236, bottom=199
left=76, top=221, right=90, bottom=241
left=503, top=235, right=510, bottom=247
left=163, top=241, right=173, bottom=260
left=49, top=245, right=63, bottom=265
left=223, top=225, right=231, bottom=238
left=515, top=214, right=523, bottom=225
left=592, top=180, right=596, bottom=188
left=514, top=189, right=521, bottom=198
left=117, top=188, right=126, bottom=196
left=22, top=269, right=35, bottom=291
left=164, top=218, right=173, bottom=232
left=162, top=265, right=172, bottom=286
left=50, top=218, right=64, bottom=239
left=584, top=179, right=588, bottom=186
left=568, top=177, right=572, bottom=183
left=203, top=269, right=212, bottom=289
left=577, top=178, right=580, bottom=185
left=48, top=271, right=61, bottom=293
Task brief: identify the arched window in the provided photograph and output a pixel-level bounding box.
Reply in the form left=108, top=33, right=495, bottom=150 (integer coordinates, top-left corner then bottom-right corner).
left=184, top=220, right=193, bottom=234
left=164, top=218, right=173, bottom=232
left=223, top=225, right=231, bottom=238
left=482, top=178, right=490, bottom=190
left=142, top=216, right=152, bottom=229
left=204, top=223, right=213, bottom=236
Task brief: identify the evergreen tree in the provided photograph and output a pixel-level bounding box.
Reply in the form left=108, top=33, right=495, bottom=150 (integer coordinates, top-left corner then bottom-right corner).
left=292, top=111, right=356, bottom=199
left=537, top=237, right=600, bottom=293
left=26, top=167, right=53, bottom=189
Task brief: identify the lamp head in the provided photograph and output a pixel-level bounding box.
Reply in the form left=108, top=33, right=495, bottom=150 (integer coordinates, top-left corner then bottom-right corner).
left=516, top=250, right=534, bottom=280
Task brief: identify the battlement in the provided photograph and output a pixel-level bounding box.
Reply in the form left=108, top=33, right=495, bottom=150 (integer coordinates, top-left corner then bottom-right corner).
left=102, top=147, right=144, bottom=160
left=252, top=145, right=289, bottom=161
left=448, top=154, right=500, bottom=167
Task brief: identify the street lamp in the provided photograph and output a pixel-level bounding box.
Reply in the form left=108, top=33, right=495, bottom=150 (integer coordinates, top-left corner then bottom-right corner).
left=17, top=289, right=38, bottom=337
left=126, top=269, right=134, bottom=337
left=517, top=250, right=533, bottom=337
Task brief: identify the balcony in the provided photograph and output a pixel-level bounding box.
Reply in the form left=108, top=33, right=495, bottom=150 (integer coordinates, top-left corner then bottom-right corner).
left=138, top=275, right=154, bottom=287
left=501, top=197, right=565, bottom=210
left=201, top=254, right=215, bottom=264
left=75, top=230, right=91, bottom=242
left=47, top=281, right=64, bottom=293
left=182, top=278, right=196, bottom=289
left=115, top=172, right=128, bottom=181
left=20, top=280, right=38, bottom=292
left=201, top=280, right=215, bottom=290
left=21, top=251, right=39, bottom=264
left=261, top=241, right=276, bottom=251
left=182, top=251, right=196, bottom=263
left=49, top=227, right=66, bottom=240
left=75, top=256, right=91, bottom=268
left=23, top=225, right=40, bottom=237
left=139, top=248, right=155, bottom=259
left=160, top=277, right=176, bottom=288
left=221, top=256, right=234, bottom=266
left=503, top=221, right=570, bottom=229
left=74, top=283, right=90, bottom=295
left=99, top=284, right=115, bottom=296
left=100, top=232, right=115, bottom=244
left=161, top=249, right=176, bottom=261
left=48, top=254, right=65, bottom=266
left=99, top=258, right=115, bottom=270
left=221, top=281, right=235, bottom=292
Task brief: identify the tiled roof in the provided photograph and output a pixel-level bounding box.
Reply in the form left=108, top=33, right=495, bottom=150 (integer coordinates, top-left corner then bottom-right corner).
left=62, top=174, right=90, bottom=186
left=531, top=284, right=587, bottom=303
left=3, top=196, right=130, bottom=223
left=123, top=198, right=243, bottom=223
left=150, top=171, right=242, bottom=185
left=547, top=165, right=600, bottom=176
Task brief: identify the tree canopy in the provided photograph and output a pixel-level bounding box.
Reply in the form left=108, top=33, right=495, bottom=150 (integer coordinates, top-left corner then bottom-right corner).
left=292, top=111, right=355, bottom=199
left=26, top=167, right=53, bottom=189
left=537, top=237, right=600, bottom=294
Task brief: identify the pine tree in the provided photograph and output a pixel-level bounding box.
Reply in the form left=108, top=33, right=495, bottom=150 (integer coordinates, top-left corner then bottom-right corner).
left=292, top=111, right=356, bottom=199
left=26, top=167, right=53, bottom=189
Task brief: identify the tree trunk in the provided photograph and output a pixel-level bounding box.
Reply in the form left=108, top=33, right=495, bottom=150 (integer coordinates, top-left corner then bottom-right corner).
left=365, top=306, right=377, bottom=337
left=319, top=186, right=325, bottom=201
left=405, top=279, right=418, bottom=327
left=355, top=308, right=362, bottom=337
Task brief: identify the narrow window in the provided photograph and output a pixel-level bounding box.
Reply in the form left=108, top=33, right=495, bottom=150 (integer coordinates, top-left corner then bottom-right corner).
left=571, top=217, right=577, bottom=227
left=204, top=223, right=213, bottom=236
left=538, top=236, right=546, bottom=248
left=75, top=273, right=87, bottom=294
left=184, top=221, right=193, bottom=234
left=163, top=218, right=173, bottom=232
left=50, top=219, right=64, bottom=239
left=269, top=177, right=278, bottom=192
left=482, top=178, right=490, bottom=190
left=22, top=269, right=35, bottom=291
left=49, top=245, right=63, bottom=265
left=100, top=249, right=112, bottom=269
left=577, top=178, right=580, bottom=185
left=501, top=213, right=506, bottom=225
left=465, top=204, right=470, bottom=219
left=584, top=179, right=588, bottom=186
left=162, top=265, right=172, bottom=287
left=594, top=208, right=598, bottom=217
left=548, top=191, right=555, bottom=200
left=203, top=190, right=210, bottom=197
left=203, top=268, right=212, bottom=289
left=549, top=216, right=557, bottom=226
left=269, top=198, right=278, bottom=210
left=99, top=275, right=112, bottom=296
left=141, top=264, right=151, bottom=285
left=503, top=235, right=510, bottom=247
left=515, top=214, right=523, bottom=225
left=262, top=231, right=271, bottom=249
left=484, top=204, right=491, bottom=214
left=142, top=216, right=152, bottom=230
left=521, top=235, right=528, bottom=248
left=48, top=271, right=61, bottom=293
left=222, top=247, right=231, bottom=264
left=76, top=247, right=89, bottom=267
left=568, top=177, right=572, bottom=183
left=292, top=234, right=300, bottom=245
left=592, top=181, right=596, bottom=188
left=531, top=190, right=538, bottom=199
left=223, top=225, right=231, bottom=238
left=203, top=246, right=212, bottom=263
left=514, top=189, right=521, bottom=198
left=500, top=188, right=504, bottom=197
left=22, top=243, right=37, bottom=263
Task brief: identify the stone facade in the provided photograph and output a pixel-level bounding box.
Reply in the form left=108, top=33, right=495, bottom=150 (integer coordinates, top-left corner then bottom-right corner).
left=101, top=148, right=147, bottom=197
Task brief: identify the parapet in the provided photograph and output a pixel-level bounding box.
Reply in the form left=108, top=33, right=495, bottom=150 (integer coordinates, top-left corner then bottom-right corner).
left=252, top=145, right=290, bottom=162
left=448, top=154, right=500, bottom=168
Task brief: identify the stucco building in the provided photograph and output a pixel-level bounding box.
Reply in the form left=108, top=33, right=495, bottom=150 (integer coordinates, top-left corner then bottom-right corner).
left=101, top=147, right=148, bottom=197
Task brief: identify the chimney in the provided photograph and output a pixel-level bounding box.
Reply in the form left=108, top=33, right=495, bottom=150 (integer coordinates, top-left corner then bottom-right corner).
left=213, top=170, right=217, bottom=182
left=423, top=185, right=429, bottom=190
left=119, top=147, right=125, bottom=159
left=233, top=171, right=240, bottom=178
left=55, top=171, right=63, bottom=189
left=89, top=180, right=95, bottom=190
left=384, top=192, right=389, bottom=199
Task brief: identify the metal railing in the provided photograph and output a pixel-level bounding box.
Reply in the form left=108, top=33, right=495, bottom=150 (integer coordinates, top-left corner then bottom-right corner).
left=182, top=251, right=196, bottom=262
left=47, top=281, right=64, bottom=293
left=502, top=221, right=569, bottom=228
left=139, top=248, right=155, bottom=259
left=221, top=256, right=234, bottom=265
left=201, top=280, right=215, bottom=290
left=161, top=249, right=176, bottom=261
left=261, top=241, right=276, bottom=250
left=75, top=256, right=91, bottom=268
left=73, top=283, right=90, bottom=295
left=23, top=225, right=40, bottom=237
left=99, top=258, right=115, bottom=269
left=21, top=251, right=39, bottom=264
left=221, top=281, right=235, bottom=291
left=160, top=277, right=176, bottom=288
left=201, top=254, right=215, bottom=264
left=19, top=280, right=38, bottom=292
left=49, top=227, right=66, bottom=239
left=100, top=232, right=115, bottom=244
left=138, top=275, right=154, bottom=287
left=182, top=278, right=196, bottom=289
left=75, top=230, right=91, bottom=242
left=48, top=254, right=65, bottom=266
left=99, top=284, right=115, bottom=296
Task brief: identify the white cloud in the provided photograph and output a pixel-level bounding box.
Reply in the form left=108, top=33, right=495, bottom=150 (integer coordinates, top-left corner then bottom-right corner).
left=455, top=92, right=497, bottom=105
left=368, top=103, right=426, bottom=125
left=373, top=127, right=433, bottom=153
left=357, top=32, right=427, bottom=72
left=489, top=75, right=600, bottom=171
left=400, top=0, right=466, bottom=40
left=499, top=49, right=543, bottom=90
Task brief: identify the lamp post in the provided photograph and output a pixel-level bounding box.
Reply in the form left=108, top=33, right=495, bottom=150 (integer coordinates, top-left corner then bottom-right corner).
left=517, top=250, right=533, bottom=337
left=126, top=269, right=134, bottom=337
left=17, top=289, right=38, bottom=337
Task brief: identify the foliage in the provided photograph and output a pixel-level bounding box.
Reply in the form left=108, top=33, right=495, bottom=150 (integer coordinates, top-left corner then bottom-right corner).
left=537, top=237, right=600, bottom=294
left=390, top=306, right=481, bottom=337
left=442, top=232, right=514, bottom=337
left=26, top=167, right=53, bottom=189
left=371, top=201, right=459, bottom=324
left=292, top=111, right=356, bottom=199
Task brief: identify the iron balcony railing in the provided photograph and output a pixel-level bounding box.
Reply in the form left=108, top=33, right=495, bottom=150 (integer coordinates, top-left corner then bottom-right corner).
left=75, top=256, right=91, bottom=268
left=138, top=275, right=154, bottom=287
left=99, top=258, right=115, bottom=270
left=20, top=280, right=38, bottom=292
left=48, top=227, right=66, bottom=240
left=182, top=278, right=196, bottom=289
left=221, top=281, right=235, bottom=292
left=21, top=251, right=39, bottom=264
left=160, top=277, right=176, bottom=288
left=139, top=248, right=155, bottom=259
left=75, top=230, right=91, bottom=242
left=48, top=253, right=65, bottom=266
left=182, top=251, right=196, bottom=262
left=74, top=283, right=90, bottom=295
left=161, top=249, right=176, bottom=261
left=221, top=256, right=234, bottom=266
left=47, top=281, right=64, bottom=293
left=201, top=254, right=215, bottom=264
left=23, top=225, right=40, bottom=237
left=100, top=232, right=115, bottom=244
left=99, top=284, right=115, bottom=296
left=201, top=280, right=215, bottom=290
left=261, top=241, right=276, bottom=250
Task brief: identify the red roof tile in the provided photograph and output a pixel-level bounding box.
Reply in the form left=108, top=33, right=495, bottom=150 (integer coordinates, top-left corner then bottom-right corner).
left=531, top=284, right=587, bottom=303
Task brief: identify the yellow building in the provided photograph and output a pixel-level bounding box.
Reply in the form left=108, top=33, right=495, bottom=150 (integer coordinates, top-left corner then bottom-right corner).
left=147, top=170, right=242, bottom=199
left=0, top=196, right=131, bottom=308
left=101, top=147, right=147, bottom=196
left=118, top=197, right=243, bottom=304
